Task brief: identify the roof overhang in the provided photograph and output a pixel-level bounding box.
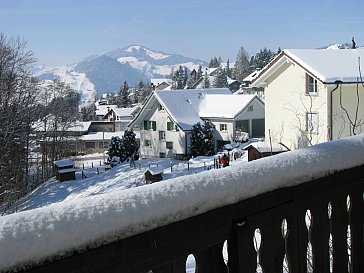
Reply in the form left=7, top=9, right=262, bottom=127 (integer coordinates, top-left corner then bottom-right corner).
left=251, top=53, right=292, bottom=88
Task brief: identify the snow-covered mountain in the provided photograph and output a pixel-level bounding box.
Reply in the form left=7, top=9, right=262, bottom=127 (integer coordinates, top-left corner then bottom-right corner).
left=35, top=45, right=207, bottom=104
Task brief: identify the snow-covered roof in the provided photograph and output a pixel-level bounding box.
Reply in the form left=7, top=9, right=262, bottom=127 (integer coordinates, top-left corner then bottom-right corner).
left=285, top=48, right=364, bottom=83
left=95, top=104, right=117, bottom=116
left=154, top=88, right=234, bottom=130
left=199, top=94, right=257, bottom=118
left=53, top=159, right=74, bottom=167
left=81, top=132, right=125, bottom=141
left=107, top=107, right=139, bottom=118
left=1, top=135, right=364, bottom=271
left=244, top=141, right=289, bottom=153
left=66, top=122, right=92, bottom=132
left=145, top=166, right=164, bottom=175
left=151, top=78, right=171, bottom=85
left=33, top=121, right=91, bottom=133
left=243, top=69, right=262, bottom=83
left=254, top=48, right=364, bottom=85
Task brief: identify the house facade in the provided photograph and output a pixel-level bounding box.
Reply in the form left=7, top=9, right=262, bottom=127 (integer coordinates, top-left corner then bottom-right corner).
left=129, top=88, right=265, bottom=159
left=252, top=48, right=364, bottom=149
left=102, top=106, right=140, bottom=132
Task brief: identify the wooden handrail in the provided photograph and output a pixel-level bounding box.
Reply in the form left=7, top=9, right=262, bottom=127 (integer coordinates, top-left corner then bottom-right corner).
left=7, top=165, right=363, bottom=273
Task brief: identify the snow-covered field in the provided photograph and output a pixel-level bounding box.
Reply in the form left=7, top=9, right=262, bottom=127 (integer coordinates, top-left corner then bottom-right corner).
left=1, top=134, right=364, bottom=271
left=12, top=150, right=247, bottom=213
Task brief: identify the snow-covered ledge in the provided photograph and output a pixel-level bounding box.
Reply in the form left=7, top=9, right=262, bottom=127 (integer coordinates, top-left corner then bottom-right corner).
left=1, top=134, right=364, bottom=271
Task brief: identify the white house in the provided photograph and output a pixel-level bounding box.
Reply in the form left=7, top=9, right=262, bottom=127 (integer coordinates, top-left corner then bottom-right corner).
left=102, top=106, right=140, bottom=131
left=252, top=48, right=364, bottom=149
left=128, top=88, right=265, bottom=159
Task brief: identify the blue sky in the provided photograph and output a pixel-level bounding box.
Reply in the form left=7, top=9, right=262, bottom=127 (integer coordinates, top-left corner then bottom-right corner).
left=1, top=0, right=363, bottom=66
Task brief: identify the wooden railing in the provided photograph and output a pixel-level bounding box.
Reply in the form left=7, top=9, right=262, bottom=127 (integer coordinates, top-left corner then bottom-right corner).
left=8, top=165, right=364, bottom=273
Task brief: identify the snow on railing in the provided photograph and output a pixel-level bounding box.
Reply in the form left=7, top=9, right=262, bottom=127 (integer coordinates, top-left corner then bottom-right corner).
left=1, top=134, right=364, bottom=271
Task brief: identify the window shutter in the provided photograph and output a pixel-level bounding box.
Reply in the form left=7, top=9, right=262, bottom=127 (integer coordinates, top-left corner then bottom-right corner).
left=152, top=121, right=157, bottom=131
left=144, top=120, right=148, bottom=130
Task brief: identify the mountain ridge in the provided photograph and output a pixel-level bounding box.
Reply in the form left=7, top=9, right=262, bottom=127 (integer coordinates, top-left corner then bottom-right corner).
left=35, top=45, right=208, bottom=103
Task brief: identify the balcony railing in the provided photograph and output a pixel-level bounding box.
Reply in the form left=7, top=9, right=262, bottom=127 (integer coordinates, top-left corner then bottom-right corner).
left=1, top=136, right=364, bottom=273
left=3, top=165, right=361, bottom=273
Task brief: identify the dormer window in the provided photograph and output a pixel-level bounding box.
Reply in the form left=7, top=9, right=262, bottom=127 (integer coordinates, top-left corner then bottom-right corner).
left=306, top=74, right=318, bottom=94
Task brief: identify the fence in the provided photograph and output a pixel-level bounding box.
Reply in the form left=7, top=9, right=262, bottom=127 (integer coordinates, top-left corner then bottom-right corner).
left=8, top=163, right=363, bottom=273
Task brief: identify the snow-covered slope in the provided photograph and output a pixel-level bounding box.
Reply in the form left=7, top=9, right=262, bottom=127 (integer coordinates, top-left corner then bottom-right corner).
left=33, top=65, right=97, bottom=107
left=35, top=45, right=208, bottom=103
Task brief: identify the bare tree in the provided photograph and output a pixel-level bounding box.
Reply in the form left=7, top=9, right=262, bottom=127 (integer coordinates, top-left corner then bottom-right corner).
left=233, top=46, right=250, bottom=81
left=0, top=33, right=39, bottom=207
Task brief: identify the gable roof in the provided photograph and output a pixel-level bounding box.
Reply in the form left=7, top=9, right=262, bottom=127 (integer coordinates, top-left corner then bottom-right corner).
left=103, top=107, right=139, bottom=119
left=252, top=48, right=364, bottom=86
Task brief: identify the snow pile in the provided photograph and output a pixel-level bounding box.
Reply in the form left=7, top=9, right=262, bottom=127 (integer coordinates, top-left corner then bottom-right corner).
left=1, top=135, right=364, bottom=271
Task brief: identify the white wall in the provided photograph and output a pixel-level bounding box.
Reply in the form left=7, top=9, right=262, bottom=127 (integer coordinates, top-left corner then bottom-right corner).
left=330, top=84, right=364, bottom=140
left=264, top=62, right=328, bottom=149
left=140, top=102, right=186, bottom=158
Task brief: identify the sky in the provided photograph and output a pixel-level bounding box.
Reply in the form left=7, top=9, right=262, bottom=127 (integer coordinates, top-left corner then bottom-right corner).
left=1, top=0, right=363, bottom=67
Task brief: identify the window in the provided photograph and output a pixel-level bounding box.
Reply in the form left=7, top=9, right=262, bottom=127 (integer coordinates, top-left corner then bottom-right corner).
left=159, top=131, right=165, bottom=140
left=159, top=152, right=166, bottom=158
left=167, top=121, right=179, bottom=131
left=85, top=142, right=96, bottom=148
left=144, top=139, right=151, bottom=147
left=99, top=142, right=109, bottom=148
left=166, top=141, right=173, bottom=149
left=248, top=105, right=254, bottom=112
left=144, top=120, right=156, bottom=131
left=306, top=74, right=318, bottom=94
left=306, top=113, right=319, bottom=134
left=220, top=124, right=227, bottom=131
left=167, top=121, right=174, bottom=131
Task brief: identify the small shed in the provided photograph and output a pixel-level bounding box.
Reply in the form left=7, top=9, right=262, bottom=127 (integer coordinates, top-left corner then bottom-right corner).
left=53, top=159, right=76, bottom=182
left=243, top=142, right=289, bottom=162
left=144, top=166, right=164, bottom=184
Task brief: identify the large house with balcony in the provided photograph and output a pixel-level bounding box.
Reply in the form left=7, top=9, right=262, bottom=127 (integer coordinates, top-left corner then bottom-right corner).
left=128, top=88, right=265, bottom=159
left=251, top=48, right=364, bottom=149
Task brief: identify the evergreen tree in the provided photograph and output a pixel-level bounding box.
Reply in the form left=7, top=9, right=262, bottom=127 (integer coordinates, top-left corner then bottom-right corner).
left=233, top=46, right=250, bottom=81
left=203, top=71, right=210, bottom=88
left=122, top=128, right=138, bottom=161
left=213, top=68, right=228, bottom=88
left=197, top=65, right=203, bottom=80
left=190, top=122, right=205, bottom=157
left=249, top=48, right=275, bottom=71
left=189, top=120, right=215, bottom=157
left=107, top=129, right=138, bottom=164
left=208, top=57, right=221, bottom=68
left=202, top=120, right=215, bottom=156
left=226, top=58, right=232, bottom=77
left=108, top=136, right=122, bottom=163
left=183, top=67, right=188, bottom=88
left=177, top=66, right=184, bottom=89
left=116, top=81, right=131, bottom=107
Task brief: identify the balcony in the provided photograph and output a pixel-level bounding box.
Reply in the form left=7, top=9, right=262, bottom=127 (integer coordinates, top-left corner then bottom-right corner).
left=0, top=135, right=363, bottom=273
